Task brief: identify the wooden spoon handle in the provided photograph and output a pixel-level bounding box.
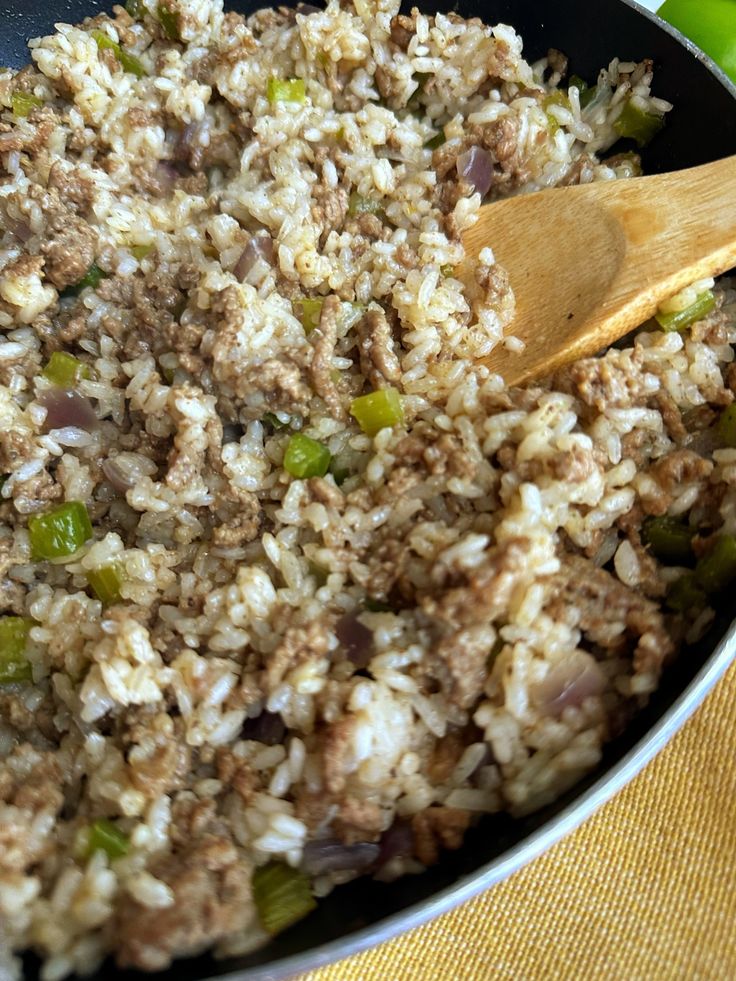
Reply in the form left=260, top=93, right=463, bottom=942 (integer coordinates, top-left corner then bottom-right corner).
left=465, top=155, right=736, bottom=385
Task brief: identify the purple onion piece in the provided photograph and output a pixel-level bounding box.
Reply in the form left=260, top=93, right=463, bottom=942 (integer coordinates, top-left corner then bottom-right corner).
left=335, top=612, right=373, bottom=669
left=241, top=710, right=286, bottom=746
left=233, top=234, right=275, bottom=283
left=531, top=651, right=605, bottom=716
left=456, top=146, right=494, bottom=199
left=40, top=389, right=98, bottom=433
left=377, top=820, right=414, bottom=866
left=301, top=839, right=380, bottom=876
left=174, top=122, right=199, bottom=161
left=101, top=457, right=136, bottom=494
left=154, top=161, right=179, bottom=195
left=296, top=3, right=322, bottom=12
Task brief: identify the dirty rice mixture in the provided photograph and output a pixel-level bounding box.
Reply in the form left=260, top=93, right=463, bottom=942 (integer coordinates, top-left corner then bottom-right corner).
left=1, top=0, right=735, bottom=976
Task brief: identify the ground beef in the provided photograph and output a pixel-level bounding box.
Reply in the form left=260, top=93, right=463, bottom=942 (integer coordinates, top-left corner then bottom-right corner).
left=309, top=295, right=346, bottom=419
left=411, top=806, right=471, bottom=865
left=355, top=307, right=401, bottom=387
left=115, top=836, right=255, bottom=971
left=545, top=555, right=674, bottom=678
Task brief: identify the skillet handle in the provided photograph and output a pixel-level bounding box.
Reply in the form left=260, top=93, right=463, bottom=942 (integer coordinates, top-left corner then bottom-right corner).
left=638, top=0, right=736, bottom=84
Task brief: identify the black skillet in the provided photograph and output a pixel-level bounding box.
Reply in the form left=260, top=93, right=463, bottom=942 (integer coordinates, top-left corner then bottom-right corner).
left=1, top=1, right=735, bottom=978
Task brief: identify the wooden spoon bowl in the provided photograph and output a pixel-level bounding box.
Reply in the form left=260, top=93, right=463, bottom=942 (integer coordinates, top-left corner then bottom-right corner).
left=462, top=155, right=736, bottom=385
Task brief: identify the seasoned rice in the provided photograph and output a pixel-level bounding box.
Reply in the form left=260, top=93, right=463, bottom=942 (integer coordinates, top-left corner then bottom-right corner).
left=0, top=0, right=733, bottom=976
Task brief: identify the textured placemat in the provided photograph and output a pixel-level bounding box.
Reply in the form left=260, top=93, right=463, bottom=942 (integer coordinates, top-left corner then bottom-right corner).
left=297, top=656, right=736, bottom=980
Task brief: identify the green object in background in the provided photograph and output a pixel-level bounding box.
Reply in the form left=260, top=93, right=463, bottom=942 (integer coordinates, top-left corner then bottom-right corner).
left=658, top=0, right=736, bottom=84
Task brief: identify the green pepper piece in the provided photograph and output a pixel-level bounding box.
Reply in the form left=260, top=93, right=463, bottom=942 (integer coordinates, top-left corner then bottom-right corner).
left=424, top=130, right=446, bottom=150
left=695, top=534, right=736, bottom=594
left=262, top=411, right=290, bottom=430
left=28, top=501, right=93, bottom=561
left=350, top=388, right=404, bottom=437
left=126, top=0, right=146, bottom=18
left=613, top=99, right=665, bottom=147
left=156, top=3, right=180, bottom=40
left=347, top=192, right=383, bottom=217
left=568, top=74, right=597, bottom=109
left=641, top=515, right=695, bottom=564
left=666, top=572, right=707, bottom=613
left=298, top=297, right=324, bottom=334
left=92, top=31, right=146, bottom=78
left=0, top=617, right=33, bottom=685
left=655, top=290, right=716, bottom=333
left=86, top=818, right=130, bottom=860
left=252, top=862, right=316, bottom=935
left=283, top=434, right=331, bottom=479
left=42, top=351, right=90, bottom=388
left=130, top=244, right=154, bottom=261
left=87, top=563, right=123, bottom=605
left=11, top=91, right=43, bottom=117
left=118, top=49, right=146, bottom=78
left=61, top=263, right=108, bottom=299
left=267, top=78, right=306, bottom=104
left=440, top=264, right=455, bottom=277
left=717, top=404, right=736, bottom=448
left=659, top=0, right=736, bottom=86
left=543, top=90, right=571, bottom=133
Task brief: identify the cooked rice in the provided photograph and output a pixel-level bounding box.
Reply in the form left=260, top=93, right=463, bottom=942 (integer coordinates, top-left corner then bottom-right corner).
left=0, top=0, right=732, bottom=976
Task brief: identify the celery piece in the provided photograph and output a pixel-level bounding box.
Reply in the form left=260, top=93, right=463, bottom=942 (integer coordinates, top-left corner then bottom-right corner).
left=267, top=78, right=306, bottom=104
left=11, top=91, right=43, bottom=117
left=350, top=387, right=403, bottom=437
left=613, top=99, right=665, bottom=147
left=0, top=617, right=32, bottom=685
left=641, top=515, right=694, bottom=564
left=283, top=434, right=331, bottom=479
left=253, top=862, right=316, bottom=935
left=87, top=563, right=123, bottom=605
left=695, top=534, right=736, bottom=594
left=298, top=297, right=324, bottom=334
left=717, top=404, right=736, bottom=448
left=156, top=4, right=180, bottom=40
left=29, top=501, right=93, bottom=561
left=655, top=290, right=716, bottom=333
left=42, top=352, right=90, bottom=388
left=86, top=818, right=129, bottom=860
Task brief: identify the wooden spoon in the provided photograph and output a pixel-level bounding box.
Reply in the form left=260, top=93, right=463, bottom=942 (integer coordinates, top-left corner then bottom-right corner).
left=462, top=154, right=736, bottom=386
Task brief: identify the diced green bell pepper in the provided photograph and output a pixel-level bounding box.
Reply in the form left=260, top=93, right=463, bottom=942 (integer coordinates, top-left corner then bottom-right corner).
left=613, top=99, right=664, bottom=147
left=252, top=862, right=316, bottom=935
left=641, top=515, right=694, bottom=564
left=267, top=78, right=306, bottom=104
left=0, top=617, right=33, bottom=685
left=86, top=818, right=130, bottom=860
left=28, top=501, right=93, bottom=561
left=350, top=388, right=403, bottom=437
left=655, top=290, right=716, bottom=333
left=42, top=351, right=90, bottom=388
left=284, top=434, right=331, bottom=479
left=695, top=534, right=736, bottom=594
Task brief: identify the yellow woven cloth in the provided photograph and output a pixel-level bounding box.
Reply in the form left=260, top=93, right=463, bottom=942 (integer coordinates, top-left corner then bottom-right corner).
left=299, top=657, right=736, bottom=981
